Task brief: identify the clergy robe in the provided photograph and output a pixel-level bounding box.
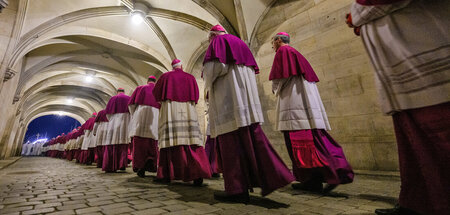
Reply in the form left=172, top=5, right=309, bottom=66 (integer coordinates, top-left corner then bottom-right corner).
left=153, top=68, right=211, bottom=182
left=351, top=0, right=450, bottom=214
left=63, top=135, right=70, bottom=159
left=65, top=130, right=76, bottom=161
left=74, top=128, right=85, bottom=163
left=204, top=106, right=218, bottom=174
left=43, top=139, right=52, bottom=157
left=58, top=135, right=67, bottom=159
left=128, top=82, right=160, bottom=172
left=42, top=140, right=51, bottom=156
left=203, top=34, right=294, bottom=196
left=93, top=110, right=108, bottom=168
left=52, top=136, right=62, bottom=158
left=102, top=93, right=131, bottom=172
left=80, top=117, right=96, bottom=165
left=270, top=45, right=354, bottom=185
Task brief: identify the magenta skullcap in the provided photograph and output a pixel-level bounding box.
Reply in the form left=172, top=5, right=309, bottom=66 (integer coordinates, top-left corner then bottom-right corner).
left=210, top=24, right=225, bottom=32
left=276, top=32, right=290, bottom=37
left=171, top=59, right=182, bottom=68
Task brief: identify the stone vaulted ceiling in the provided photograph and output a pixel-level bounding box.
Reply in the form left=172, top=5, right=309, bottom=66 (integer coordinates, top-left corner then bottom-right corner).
left=4, top=0, right=275, bottom=127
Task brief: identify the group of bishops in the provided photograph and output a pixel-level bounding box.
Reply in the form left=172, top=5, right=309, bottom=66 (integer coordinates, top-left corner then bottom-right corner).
left=42, top=24, right=355, bottom=204
left=40, top=1, right=450, bottom=212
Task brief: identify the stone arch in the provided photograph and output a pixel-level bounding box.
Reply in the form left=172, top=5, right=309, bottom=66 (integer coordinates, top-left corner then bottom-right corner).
left=8, top=5, right=216, bottom=72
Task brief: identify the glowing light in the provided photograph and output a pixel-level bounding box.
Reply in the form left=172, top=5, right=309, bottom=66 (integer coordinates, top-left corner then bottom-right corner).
left=132, top=12, right=144, bottom=24
left=85, top=75, right=93, bottom=82
left=32, top=138, right=48, bottom=145
left=57, top=111, right=64, bottom=116
left=67, top=98, right=73, bottom=104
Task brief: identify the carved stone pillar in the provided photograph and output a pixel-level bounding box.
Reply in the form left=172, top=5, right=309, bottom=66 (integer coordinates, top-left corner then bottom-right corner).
left=0, top=0, right=8, bottom=12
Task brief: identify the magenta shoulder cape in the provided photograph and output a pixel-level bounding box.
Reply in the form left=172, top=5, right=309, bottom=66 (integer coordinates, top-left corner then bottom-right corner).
left=153, top=68, right=199, bottom=103
left=82, top=117, right=96, bottom=131
left=105, top=93, right=131, bottom=114
left=95, top=110, right=108, bottom=122
left=67, top=130, right=77, bottom=140
left=269, top=45, right=319, bottom=82
left=203, top=34, right=259, bottom=73
left=128, top=83, right=161, bottom=109
left=356, top=0, right=407, bottom=5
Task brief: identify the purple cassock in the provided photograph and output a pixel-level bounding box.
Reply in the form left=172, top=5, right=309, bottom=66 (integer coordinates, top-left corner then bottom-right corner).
left=94, top=110, right=108, bottom=168
left=65, top=129, right=77, bottom=161
left=102, top=93, right=131, bottom=172
left=73, top=127, right=83, bottom=162
left=79, top=117, right=96, bottom=165
left=128, top=82, right=160, bottom=173
left=204, top=136, right=218, bottom=174
left=271, top=44, right=354, bottom=188
left=153, top=68, right=211, bottom=182
left=204, top=33, right=295, bottom=196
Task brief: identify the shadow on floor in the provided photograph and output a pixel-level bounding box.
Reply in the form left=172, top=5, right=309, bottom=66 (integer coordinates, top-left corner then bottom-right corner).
left=123, top=175, right=289, bottom=209
left=358, top=194, right=397, bottom=205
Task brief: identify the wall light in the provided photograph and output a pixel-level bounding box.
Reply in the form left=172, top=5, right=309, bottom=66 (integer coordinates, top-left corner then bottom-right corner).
left=66, top=98, right=73, bottom=104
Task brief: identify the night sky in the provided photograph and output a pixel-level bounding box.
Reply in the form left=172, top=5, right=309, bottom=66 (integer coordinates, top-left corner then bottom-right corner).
left=24, top=115, right=81, bottom=143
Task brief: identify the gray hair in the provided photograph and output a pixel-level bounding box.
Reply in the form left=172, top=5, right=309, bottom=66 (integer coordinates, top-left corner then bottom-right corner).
left=273, top=34, right=290, bottom=44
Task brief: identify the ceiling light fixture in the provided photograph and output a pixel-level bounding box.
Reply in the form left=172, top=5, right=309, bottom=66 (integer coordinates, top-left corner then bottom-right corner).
left=85, top=75, right=93, bottom=83
left=67, top=98, right=73, bottom=104
left=132, top=12, right=144, bottom=24
left=131, top=2, right=148, bottom=25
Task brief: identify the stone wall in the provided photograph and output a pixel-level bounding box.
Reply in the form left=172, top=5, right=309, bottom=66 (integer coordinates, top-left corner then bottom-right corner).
left=252, top=0, right=399, bottom=171
left=0, top=0, right=20, bottom=159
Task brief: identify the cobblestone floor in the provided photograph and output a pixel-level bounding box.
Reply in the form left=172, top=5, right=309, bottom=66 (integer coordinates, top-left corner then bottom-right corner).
left=0, top=157, right=400, bottom=215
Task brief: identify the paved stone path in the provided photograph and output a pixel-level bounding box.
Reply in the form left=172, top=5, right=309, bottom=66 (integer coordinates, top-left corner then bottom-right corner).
left=0, top=157, right=400, bottom=215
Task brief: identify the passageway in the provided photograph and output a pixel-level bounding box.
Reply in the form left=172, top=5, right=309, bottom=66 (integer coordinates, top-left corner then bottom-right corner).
left=0, top=157, right=399, bottom=215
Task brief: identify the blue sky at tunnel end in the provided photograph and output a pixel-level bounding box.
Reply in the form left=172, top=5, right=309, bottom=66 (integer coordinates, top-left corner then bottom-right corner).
left=24, top=115, right=81, bottom=143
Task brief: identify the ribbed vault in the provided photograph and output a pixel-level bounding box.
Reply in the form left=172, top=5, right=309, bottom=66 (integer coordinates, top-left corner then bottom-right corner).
left=0, top=0, right=277, bottom=157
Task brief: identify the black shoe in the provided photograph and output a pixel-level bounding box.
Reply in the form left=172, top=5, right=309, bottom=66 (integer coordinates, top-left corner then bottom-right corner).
left=145, top=159, right=157, bottom=172
left=212, top=173, right=220, bottom=178
left=137, top=169, right=145, bottom=178
left=214, top=191, right=249, bottom=204
left=375, top=205, right=422, bottom=215
left=193, top=178, right=203, bottom=186
left=292, top=182, right=323, bottom=193
left=322, top=184, right=338, bottom=194
left=153, top=178, right=170, bottom=184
